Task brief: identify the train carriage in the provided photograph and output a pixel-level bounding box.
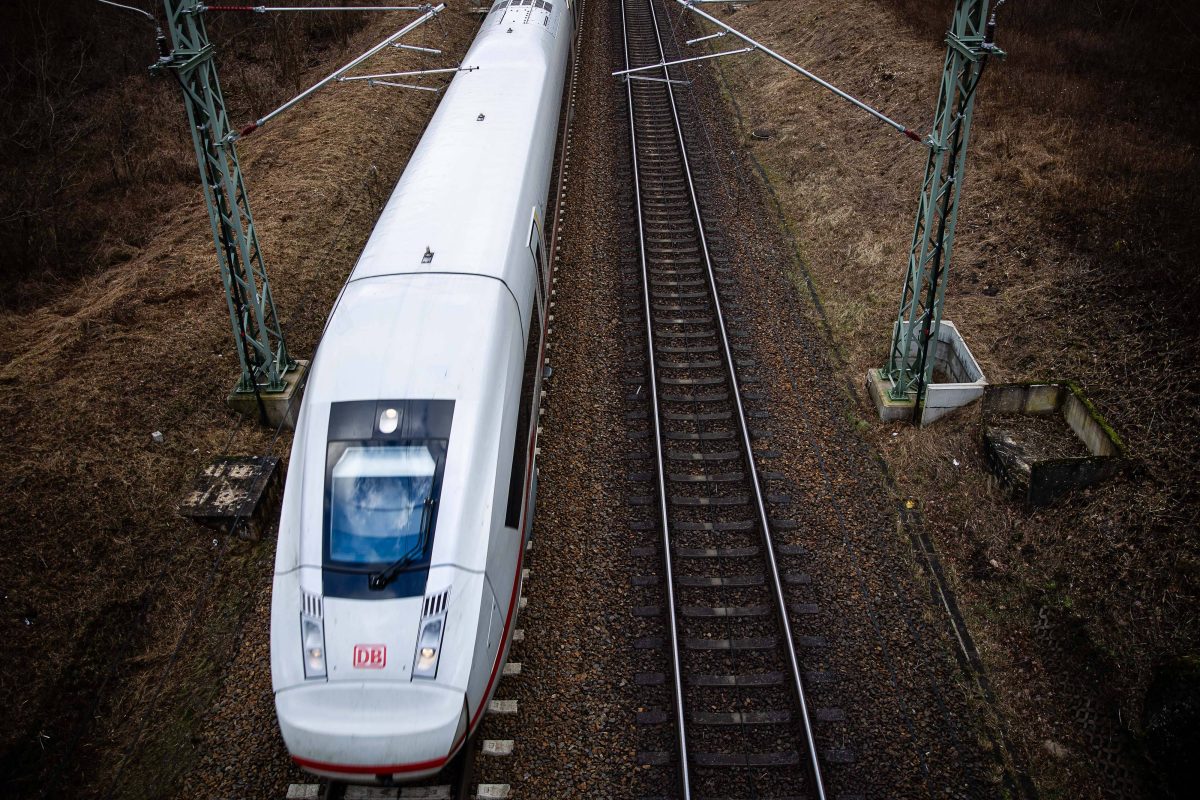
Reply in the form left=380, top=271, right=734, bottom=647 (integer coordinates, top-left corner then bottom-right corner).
left=270, top=0, right=575, bottom=781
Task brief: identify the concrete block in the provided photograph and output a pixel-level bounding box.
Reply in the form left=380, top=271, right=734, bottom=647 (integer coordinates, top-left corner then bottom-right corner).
left=226, top=359, right=309, bottom=430
left=345, top=788, right=402, bottom=799
left=476, top=786, right=510, bottom=800
left=866, top=369, right=916, bottom=423
left=488, top=699, right=518, bottom=715
left=867, top=321, right=987, bottom=426
left=482, top=739, right=515, bottom=756
left=919, top=321, right=987, bottom=426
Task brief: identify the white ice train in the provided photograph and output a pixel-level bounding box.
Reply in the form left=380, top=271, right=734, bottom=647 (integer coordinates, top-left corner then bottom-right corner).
left=270, top=0, right=574, bottom=782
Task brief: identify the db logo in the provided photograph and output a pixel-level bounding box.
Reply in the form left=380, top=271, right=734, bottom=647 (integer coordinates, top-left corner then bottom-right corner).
left=353, top=644, right=386, bottom=669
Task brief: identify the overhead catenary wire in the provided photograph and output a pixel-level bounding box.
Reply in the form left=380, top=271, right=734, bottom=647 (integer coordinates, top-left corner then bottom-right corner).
left=659, top=3, right=736, bottom=202
left=96, top=0, right=157, bottom=23
left=675, top=0, right=925, bottom=143
left=612, top=45, right=756, bottom=77
left=236, top=3, right=446, bottom=137
left=202, top=4, right=431, bottom=11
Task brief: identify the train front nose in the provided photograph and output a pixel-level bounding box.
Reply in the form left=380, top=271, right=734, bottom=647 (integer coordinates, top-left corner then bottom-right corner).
left=276, top=681, right=467, bottom=781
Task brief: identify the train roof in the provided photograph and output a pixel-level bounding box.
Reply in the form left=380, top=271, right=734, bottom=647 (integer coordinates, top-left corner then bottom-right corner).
left=348, top=1, right=569, bottom=338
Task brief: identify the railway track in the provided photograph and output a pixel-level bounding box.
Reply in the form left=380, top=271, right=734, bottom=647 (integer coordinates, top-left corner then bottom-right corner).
left=619, top=0, right=830, bottom=797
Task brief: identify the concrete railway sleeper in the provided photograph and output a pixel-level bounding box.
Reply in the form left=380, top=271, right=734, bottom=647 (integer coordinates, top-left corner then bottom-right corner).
left=619, top=0, right=829, bottom=797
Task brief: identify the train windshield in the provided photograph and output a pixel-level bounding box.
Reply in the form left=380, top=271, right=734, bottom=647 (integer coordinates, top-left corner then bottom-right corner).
left=322, top=399, right=453, bottom=599
left=329, top=445, right=437, bottom=564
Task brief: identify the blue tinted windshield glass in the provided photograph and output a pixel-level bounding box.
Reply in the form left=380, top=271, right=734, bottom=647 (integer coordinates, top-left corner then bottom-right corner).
left=329, top=445, right=436, bottom=564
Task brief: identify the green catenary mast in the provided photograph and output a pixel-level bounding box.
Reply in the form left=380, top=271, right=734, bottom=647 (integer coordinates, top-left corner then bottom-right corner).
left=153, top=0, right=296, bottom=414
left=673, top=0, right=1003, bottom=423
left=880, top=0, right=1005, bottom=412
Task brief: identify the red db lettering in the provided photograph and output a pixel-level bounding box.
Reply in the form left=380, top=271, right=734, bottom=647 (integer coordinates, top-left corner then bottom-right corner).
left=353, top=644, right=386, bottom=669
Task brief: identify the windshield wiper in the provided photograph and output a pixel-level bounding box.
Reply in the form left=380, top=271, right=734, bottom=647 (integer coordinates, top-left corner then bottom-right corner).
left=369, top=498, right=435, bottom=590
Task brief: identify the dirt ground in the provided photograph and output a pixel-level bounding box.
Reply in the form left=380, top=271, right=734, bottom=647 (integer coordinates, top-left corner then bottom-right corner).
left=0, top=6, right=478, bottom=797
left=1, top=1, right=1197, bottom=799
left=693, top=0, right=1199, bottom=796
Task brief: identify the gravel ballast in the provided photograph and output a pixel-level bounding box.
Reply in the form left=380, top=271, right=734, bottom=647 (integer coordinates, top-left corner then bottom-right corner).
left=177, top=1, right=1002, bottom=796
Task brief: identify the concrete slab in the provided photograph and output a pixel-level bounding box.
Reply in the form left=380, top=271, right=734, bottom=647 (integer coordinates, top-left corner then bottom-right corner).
left=919, top=321, right=987, bottom=426
left=482, top=739, right=515, bottom=756
left=866, top=368, right=916, bottom=423
left=488, top=699, right=518, bottom=715
left=178, top=455, right=280, bottom=540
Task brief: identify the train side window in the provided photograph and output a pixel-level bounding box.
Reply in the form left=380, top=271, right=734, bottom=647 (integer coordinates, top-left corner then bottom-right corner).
left=528, top=209, right=547, bottom=300
left=504, top=305, right=541, bottom=529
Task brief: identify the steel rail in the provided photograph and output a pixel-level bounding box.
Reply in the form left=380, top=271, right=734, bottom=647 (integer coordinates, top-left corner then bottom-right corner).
left=639, top=0, right=829, bottom=796
left=621, top=0, right=692, bottom=796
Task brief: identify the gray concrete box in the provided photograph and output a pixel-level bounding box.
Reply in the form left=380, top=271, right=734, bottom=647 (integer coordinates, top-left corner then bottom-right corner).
left=982, top=382, right=1127, bottom=506
left=225, top=359, right=309, bottom=430
left=919, top=320, right=988, bottom=426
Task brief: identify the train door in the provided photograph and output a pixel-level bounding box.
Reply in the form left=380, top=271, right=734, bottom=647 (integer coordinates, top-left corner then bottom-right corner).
left=528, top=207, right=548, bottom=321
left=486, top=207, right=548, bottom=644
left=523, top=207, right=548, bottom=539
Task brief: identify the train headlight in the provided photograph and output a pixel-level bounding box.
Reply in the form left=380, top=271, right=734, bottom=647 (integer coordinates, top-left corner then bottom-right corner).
left=412, top=616, right=445, bottom=680
left=301, top=615, right=327, bottom=679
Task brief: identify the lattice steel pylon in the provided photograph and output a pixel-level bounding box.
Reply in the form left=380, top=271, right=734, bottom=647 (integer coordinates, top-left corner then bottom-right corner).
left=152, top=0, right=296, bottom=402
left=879, top=0, right=1004, bottom=410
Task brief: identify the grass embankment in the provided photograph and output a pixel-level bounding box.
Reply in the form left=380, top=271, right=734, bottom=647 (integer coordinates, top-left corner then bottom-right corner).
left=0, top=5, right=477, bottom=797
left=704, top=0, right=1197, bottom=796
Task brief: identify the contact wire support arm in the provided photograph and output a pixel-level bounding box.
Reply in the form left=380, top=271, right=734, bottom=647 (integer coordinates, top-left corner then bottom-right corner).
left=201, top=5, right=432, bottom=11
left=611, top=45, right=755, bottom=78
left=236, top=3, right=445, bottom=137
left=675, top=0, right=924, bottom=142
left=338, top=65, right=478, bottom=82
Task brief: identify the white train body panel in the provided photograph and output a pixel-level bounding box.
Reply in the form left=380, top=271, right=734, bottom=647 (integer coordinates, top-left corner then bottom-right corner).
left=270, top=0, right=573, bottom=782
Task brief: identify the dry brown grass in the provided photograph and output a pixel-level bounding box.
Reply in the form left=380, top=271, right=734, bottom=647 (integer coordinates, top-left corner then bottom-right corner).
left=699, top=0, right=1198, bottom=796
left=0, top=5, right=477, bottom=797
left=0, top=0, right=374, bottom=310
